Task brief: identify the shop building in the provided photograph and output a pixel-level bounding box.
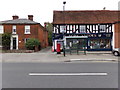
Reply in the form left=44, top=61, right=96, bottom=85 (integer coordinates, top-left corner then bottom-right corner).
left=53, top=10, right=120, bottom=51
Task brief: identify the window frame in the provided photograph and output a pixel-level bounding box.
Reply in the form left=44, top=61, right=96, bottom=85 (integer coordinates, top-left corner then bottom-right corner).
left=24, top=38, right=30, bottom=43
left=99, top=25, right=106, bottom=33
left=60, top=25, right=66, bottom=33
left=79, top=25, right=86, bottom=33
left=25, top=25, right=30, bottom=34
left=12, top=25, right=16, bottom=34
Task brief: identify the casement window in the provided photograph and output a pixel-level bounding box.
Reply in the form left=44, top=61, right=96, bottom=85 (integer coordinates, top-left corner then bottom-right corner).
left=24, top=38, right=30, bottom=43
left=25, top=25, right=30, bottom=34
left=60, top=25, right=66, bottom=33
left=0, top=25, right=4, bottom=34
left=79, top=25, right=86, bottom=33
left=12, top=25, right=16, bottom=34
left=99, top=25, right=106, bottom=33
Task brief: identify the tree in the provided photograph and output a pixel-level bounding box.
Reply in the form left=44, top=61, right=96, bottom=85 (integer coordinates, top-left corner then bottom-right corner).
left=25, top=38, right=40, bottom=50
left=45, top=22, right=53, bottom=46
left=2, top=33, right=11, bottom=50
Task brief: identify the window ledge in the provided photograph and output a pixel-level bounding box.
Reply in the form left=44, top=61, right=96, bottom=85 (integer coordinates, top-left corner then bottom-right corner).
left=12, top=33, right=17, bottom=34
left=24, top=33, right=31, bottom=34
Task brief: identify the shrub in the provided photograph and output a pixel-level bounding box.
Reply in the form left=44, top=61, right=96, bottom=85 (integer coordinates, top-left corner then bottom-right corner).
left=2, top=33, right=11, bottom=50
left=25, top=38, right=40, bottom=50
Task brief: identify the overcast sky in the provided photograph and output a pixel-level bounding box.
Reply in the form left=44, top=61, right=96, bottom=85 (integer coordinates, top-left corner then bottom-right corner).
left=0, top=0, right=119, bottom=25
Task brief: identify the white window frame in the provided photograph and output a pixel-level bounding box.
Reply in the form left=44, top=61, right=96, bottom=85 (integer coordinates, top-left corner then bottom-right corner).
left=0, top=25, right=4, bottom=34
left=24, top=38, right=30, bottom=43
left=99, top=25, right=106, bottom=33
left=12, top=25, right=16, bottom=34
left=79, top=25, right=86, bottom=33
left=60, top=25, right=66, bottom=33
left=25, top=25, right=30, bottom=34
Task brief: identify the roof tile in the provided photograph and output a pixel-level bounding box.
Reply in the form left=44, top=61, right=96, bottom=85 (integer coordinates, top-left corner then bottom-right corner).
left=0, top=19, right=39, bottom=24
left=53, top=10, right=120, bottom=24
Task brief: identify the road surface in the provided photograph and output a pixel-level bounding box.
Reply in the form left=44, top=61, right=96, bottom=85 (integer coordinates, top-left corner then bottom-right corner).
left=2, top=62, right=118, bottom=88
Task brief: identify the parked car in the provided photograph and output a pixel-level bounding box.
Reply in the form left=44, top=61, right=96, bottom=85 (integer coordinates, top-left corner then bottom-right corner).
left=112, top=48, right=120, bottom=56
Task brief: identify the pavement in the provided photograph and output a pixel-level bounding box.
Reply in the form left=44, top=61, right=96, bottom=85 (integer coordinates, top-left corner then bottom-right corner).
left=1, top=46, right=119, bottom=63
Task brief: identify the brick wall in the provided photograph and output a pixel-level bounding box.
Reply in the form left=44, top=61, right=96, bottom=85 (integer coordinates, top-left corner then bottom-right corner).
left=4, top=24, right=44, bottom=50
left=38, top=25, right=48, bottom=48
left=114, top=23, right=120, bottom=48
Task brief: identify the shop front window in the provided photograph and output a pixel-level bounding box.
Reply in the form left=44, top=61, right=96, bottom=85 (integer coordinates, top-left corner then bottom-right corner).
left=89, top=39, right=111, bottom=49
left=66, top=39, right=87, bottom=50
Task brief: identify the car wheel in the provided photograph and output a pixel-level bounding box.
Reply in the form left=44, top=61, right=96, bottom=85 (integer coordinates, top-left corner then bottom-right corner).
left=113, top=51, right=119, bottom=56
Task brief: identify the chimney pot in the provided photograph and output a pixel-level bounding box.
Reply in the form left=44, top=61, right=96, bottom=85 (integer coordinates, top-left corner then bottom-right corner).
left=44, top=22, right=47, bottom=28
left=12, top=15, right=19, bottom=20
left=28, top=15, right=33, bottom=21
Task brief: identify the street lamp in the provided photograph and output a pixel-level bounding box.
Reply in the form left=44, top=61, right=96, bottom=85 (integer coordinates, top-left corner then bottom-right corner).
left=63, top=1, right=66, bottom=57
left=63, top=1, right=66, bottom=11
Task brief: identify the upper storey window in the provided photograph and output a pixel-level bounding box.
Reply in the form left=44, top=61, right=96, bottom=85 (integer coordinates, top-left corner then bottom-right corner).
left=25, top=25, right=30, bottom=34
left=99, top=25, right=106, bottom=33
left=79, top=25, right=86, bottom=33
left=12, top=25, right=16, bottom=34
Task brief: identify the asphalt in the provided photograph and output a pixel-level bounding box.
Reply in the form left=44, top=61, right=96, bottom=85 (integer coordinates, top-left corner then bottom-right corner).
left=2, top=62, right=118, bottom=88
left=1, top=47, right=119, bottom=63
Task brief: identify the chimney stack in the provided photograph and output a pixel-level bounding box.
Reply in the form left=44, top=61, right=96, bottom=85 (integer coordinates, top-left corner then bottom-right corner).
left=103, top=7, right=106, bottom=10
left=44, top=22, right=47, bottom=28
left=12, top=15, right=19, bottom=20
left=28, top=15, right=33, bottom=21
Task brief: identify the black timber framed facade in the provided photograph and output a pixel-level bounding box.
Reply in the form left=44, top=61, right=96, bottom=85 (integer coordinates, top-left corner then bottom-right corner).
left=53, top=10, right=119, bottom=51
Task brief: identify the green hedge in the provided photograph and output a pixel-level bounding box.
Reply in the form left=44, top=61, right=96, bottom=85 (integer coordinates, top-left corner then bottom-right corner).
left=25, top=38, right=40, bottom=50
left=2, top=33, right=11, bottom=50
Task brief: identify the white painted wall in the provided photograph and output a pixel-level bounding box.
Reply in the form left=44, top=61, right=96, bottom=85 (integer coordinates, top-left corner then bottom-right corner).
left=10, top=35, right=18, bottom=50
left=112, top=24, right=115, bottom=50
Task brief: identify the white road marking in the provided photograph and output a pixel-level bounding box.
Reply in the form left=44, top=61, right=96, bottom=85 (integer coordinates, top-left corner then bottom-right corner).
left=29, top=73, right=108, bottom=76
left=70, top=59, right=116, bottom=61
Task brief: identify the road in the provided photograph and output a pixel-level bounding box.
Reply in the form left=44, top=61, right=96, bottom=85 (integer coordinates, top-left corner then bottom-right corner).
left=2, top=62, right=118, bottom=88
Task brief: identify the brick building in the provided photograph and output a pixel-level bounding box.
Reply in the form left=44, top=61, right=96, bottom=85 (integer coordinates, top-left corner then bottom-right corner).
left=53, top=10, right=120, bottom=51
left=0, top=15, right=48, bottom=50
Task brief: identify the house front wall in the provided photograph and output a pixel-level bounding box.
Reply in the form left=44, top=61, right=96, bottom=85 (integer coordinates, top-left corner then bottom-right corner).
left=3, top=24, right=39, bottom=50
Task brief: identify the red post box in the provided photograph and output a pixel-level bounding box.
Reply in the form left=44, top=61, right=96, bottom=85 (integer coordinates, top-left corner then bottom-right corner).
left=57, top=43, right=61, bottom=54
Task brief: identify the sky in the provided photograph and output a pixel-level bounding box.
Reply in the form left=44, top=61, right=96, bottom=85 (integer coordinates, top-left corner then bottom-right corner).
left=0, top=0, right=120, bottom=25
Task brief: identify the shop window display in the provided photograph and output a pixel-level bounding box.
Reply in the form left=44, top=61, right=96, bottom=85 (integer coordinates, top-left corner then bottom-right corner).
left=89, top=39, right=110, bottom=49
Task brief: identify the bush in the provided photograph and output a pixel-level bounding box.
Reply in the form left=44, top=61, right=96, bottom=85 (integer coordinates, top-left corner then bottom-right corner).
left=25, top=38, right=40, bottom=50
left=2, top=33, right=11, bottom=50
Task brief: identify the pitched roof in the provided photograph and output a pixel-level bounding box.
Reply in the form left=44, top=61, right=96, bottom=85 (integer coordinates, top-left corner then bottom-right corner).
left=0, top=19, right=39, bottom=24
left=53, top=10, right=120, bottom=24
